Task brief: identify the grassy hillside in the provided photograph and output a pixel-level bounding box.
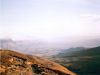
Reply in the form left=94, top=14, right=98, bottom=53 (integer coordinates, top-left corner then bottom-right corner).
left=52, top=46, right=100, bottom=75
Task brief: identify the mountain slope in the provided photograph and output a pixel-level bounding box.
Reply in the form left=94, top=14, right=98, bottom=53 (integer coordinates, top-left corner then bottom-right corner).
left=52, top=46, right=100, bottom=75
left=0, top=49, right=76, bottom=75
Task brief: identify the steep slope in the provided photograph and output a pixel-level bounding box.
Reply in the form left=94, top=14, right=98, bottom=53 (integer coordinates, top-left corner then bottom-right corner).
left=52, top=46, right=100, bottom=75
left=0, top=49, right=76, bottom=75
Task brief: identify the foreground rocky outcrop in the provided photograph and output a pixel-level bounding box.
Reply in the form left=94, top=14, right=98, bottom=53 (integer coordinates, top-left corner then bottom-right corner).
left=0, top=49, right=76, bottom=75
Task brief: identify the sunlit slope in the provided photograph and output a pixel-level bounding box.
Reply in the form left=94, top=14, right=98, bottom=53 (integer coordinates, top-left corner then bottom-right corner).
left=0, top=49, right=76, bottom=75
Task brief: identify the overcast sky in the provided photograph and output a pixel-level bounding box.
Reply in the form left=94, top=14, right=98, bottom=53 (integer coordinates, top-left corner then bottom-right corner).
left=0, top=0, right=100, bottom=41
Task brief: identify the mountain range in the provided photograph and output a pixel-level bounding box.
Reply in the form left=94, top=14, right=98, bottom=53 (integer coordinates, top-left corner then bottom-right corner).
left=0, top=38, right=100, bottom=57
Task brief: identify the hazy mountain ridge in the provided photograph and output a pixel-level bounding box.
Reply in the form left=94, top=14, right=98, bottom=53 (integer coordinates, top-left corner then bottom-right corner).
left=0, top=39, right=61, bottom=56
left=55, top=47, right=86, bottom=57
left=0, top=38, right=100, bottom=57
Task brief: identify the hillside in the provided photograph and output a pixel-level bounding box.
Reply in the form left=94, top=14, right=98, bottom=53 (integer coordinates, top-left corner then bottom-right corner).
left=55, top=47, right=86, bottom=57
left=0, top=49, right=76, bottom=75
left=52, top=46, right=100, bottom=75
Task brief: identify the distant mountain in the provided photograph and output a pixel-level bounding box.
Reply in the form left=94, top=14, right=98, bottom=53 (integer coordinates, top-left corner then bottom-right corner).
left=76, top=38, right=100, bottom=48
left=0, top=39, right=33, bottom=54
left=0, top=39, right=61, bottom=56
left=0, top=38, right=100, bottom=57
left=52, top=46, right=100, bottom=75
left=55, top=47, right=86, bottom=57
left=58, top=46, right=100, bottom=57
left=0, top=49, right=76, bottom=75
left=0, top=39, right=16, bottom=49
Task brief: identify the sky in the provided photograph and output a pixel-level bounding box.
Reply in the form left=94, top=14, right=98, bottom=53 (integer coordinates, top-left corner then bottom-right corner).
left=0, top=0, right=100, bottom=41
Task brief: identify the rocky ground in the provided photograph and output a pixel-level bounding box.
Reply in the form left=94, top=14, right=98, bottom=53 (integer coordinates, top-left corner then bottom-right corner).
left=0, top=49, right=76, bottom=75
